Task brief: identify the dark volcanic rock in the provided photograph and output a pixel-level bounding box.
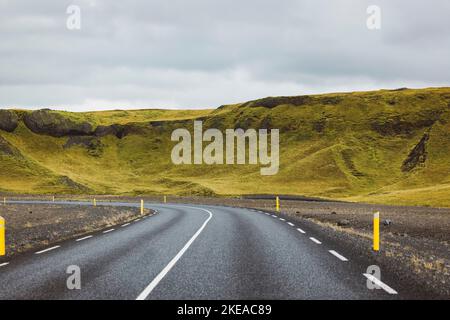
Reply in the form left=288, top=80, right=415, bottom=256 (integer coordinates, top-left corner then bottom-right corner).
left=0, top=110, right=19, bottom=132
left=64, top=136, right=104, bottom=157
left=23, top=109, right=93, bottom=137
left=0, top=135, right=22, bottom=157
left=242, top=95, right=312, bottom=109
left=402, top=133, right=429, bottom=172
left=94, top=124, right=127, bottom=138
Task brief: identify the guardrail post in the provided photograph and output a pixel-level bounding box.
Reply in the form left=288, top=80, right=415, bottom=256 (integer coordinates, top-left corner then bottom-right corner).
left=0, top=216, right=5, bottom=256
left=373, top=211, right=380, bottom=251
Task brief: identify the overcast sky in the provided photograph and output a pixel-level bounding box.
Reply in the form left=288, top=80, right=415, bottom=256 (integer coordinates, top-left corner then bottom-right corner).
left=0, top=0, right=449, bottom=111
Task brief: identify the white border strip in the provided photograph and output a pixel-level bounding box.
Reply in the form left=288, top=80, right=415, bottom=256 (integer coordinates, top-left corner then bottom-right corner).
left=76, top=235, right=93, bottom=242
left=35, top=245, right=60, bottom=255
left=363, top=274, right=398, bottom=295
left=329, top=250, right=348, bottom=261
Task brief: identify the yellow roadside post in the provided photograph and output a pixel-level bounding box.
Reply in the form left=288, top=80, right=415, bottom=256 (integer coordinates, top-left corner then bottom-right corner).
left=3, top=197, right=5, bottom=205
left=52, top=196, right=55, bottom=202
left=164, top=195, right=167, bottom=203
left=93, top=198, right=97, bottom=207
left=140, top=199, right=144, bottom=214
left=373, top=211, right=380, bottom=251
left=0, top=216, right=5, bottom=256
left=276, top=196, right=280, bottom=212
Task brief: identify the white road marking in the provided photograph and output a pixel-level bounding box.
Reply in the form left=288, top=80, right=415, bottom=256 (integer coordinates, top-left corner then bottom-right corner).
left=309, top=237, right=322, bottom=244
left=0, top=262, right=9, bottom=267
left=329, top=250, right=348, bottom=261
left=35, top=245, right=60, bottom=255
left=76, top=235, right=93, bottom=242
left=136, top=207, right=213, bottom=300
left=297, top=228, right=306, bottom=234
left=363, top=273, right=398, bottom=295
left=279, top=218, right=286, bottom=221
left=135, top=218, right=141, bottom=222
left=103, top=229, right=115, bottom=234
left=121, top=223, right=130, bottom=227
left=287, top=222, right=294, bottom=227
left=272, top=215, right=277, bottom=218
left=264, top=213, right=270, bottom=215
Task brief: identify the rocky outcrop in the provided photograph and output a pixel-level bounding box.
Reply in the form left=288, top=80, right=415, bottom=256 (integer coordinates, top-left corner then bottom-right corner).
left=23, top=109, right=93, bottom=137
left=0, top=135, right=22, bottom=157
left=94, top=124, right=127, bottom=138
left=242, top=95, right=313, bottom=108
left=402, top=133, right=429, bottom=172
left=371, top=116, right=436, bottom=136
left=0, top=110, right=19, bottom=132
left=63, top=136, right=104, bottom=157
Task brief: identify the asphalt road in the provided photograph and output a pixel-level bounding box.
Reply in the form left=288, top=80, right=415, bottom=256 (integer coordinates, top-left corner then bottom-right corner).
left=0, top=201, right=417, bottom=299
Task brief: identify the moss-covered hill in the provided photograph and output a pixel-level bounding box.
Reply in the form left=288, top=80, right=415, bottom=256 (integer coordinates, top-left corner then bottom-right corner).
left=1, top=87, right=450, bottom=207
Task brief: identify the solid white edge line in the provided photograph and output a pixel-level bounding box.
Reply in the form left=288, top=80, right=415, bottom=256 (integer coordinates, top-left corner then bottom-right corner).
left=76, top=235, right=93, bottom=242
left=309, top=237, right=322, bottom=244
left=136, top=207, right=213, bottom=300
left=121, top=223, right=130, bottom=227
left=287, top=222, right=294, bottom=227
left=103, top=229, right=115, bottom=234
left=0, top=262, right=9, bottom=267
left=363, top=273, right=398, bottom=295
left=328, top=250, right=348, bottom=261
left=35, top=245, right=60, bottom=254
left=296, top=228, right=306, bottom=234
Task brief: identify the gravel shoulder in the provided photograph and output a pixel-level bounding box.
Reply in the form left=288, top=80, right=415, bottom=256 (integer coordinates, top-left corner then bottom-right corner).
left=0, top=202, right=151, bottom=260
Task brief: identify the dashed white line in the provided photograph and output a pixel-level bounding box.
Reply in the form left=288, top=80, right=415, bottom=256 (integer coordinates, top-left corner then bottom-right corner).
left=135, top=218, right=141, bottom=222
left=279, top=218, right=286, bottom=221
left=329, top=250, right=348, bottom=261
left=264, top=213, right=270, bottom=216
left=103, top=229, right=115, bottom=234
left=0, top=262, right=9, bottom=267
left=363, top=273, right=398, bottom=295
left=76, top=235, right=93, bottom=242
left=287, top=222, right=294, bottom=227
left=309, top=237, right=322, bottom=244
left=136, top=207, right=213, bottom=300
left=271, top=215, right=277, bottom=218
left=121, top=223, right=130, bottom=227
left=35, top=245, right=60, bottom=255
left=297, top=228, right=306, bottom=234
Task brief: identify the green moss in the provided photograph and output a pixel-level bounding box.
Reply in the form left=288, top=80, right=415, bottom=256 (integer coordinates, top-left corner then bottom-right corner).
left=1, top=87, right=450, bottom=207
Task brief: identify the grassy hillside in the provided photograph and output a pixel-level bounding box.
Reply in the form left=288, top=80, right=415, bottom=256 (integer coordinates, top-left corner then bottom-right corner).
left=1, top=87, right=450, bottom=207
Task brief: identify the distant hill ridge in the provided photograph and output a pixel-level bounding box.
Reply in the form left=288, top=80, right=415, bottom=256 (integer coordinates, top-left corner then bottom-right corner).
left=1, top=87, right=450, bottom=207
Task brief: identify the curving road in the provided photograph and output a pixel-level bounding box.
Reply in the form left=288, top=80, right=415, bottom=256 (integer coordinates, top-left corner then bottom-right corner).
left=0, top=201, right=417, bottom=299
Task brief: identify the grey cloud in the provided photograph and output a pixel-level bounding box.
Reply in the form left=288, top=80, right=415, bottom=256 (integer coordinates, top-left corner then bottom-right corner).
left=0, top=0, right=449, bottom=110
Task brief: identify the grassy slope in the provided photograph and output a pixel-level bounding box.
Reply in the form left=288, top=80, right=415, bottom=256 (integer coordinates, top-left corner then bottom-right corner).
left=1, top=87, right=450, bottom=207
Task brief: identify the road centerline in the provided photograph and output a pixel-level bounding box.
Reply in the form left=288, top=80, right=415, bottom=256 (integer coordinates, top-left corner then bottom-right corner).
left=136, top=206, right=213, bottom=300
